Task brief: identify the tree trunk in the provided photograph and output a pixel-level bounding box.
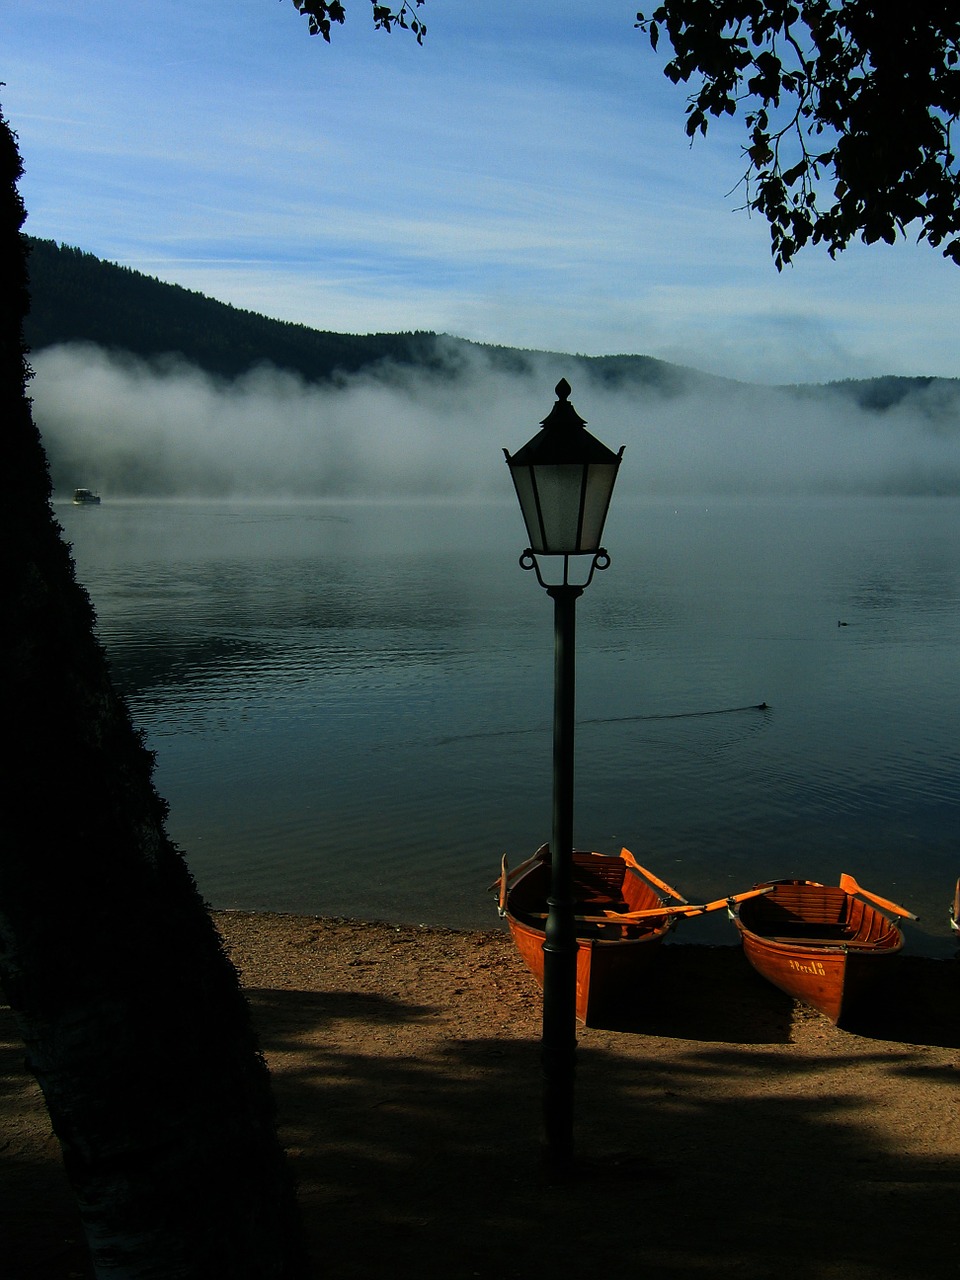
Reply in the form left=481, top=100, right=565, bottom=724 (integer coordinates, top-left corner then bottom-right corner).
left=0, top=105, right=307, bottom=1279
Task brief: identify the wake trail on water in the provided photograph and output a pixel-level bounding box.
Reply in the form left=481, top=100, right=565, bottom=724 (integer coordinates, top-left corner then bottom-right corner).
left=438, top=702, right=770, bottom=746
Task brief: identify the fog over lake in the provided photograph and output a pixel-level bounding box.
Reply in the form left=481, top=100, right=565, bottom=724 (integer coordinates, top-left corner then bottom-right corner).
left=32, top=341, right=960, bottom=500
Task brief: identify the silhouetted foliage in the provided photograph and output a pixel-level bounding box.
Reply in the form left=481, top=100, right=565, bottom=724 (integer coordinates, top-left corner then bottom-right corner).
left=289, top=0, right=425, bottom=43
left=635, top=1, right=960, bottom=268
left=2, top=109, right=307, bottom=1280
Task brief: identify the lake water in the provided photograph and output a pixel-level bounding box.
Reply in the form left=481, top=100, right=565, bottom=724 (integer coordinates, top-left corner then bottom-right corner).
left=57, top=495, right=960, bottom=958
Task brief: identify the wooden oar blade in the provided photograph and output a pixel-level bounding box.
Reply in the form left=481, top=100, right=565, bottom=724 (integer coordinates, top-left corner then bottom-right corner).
left=620, top=847, right=688, bottom=904
left=839, top=872, right=918, bottom=921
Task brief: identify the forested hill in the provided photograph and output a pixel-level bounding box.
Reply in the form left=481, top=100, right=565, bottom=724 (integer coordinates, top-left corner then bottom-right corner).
left=22, top=237, right=960, bottom=412
left=21, top=237, right=733, bottom=394
left=22, top=237, right=448, bottom=382
left=21, top=237, right=688, bottom=392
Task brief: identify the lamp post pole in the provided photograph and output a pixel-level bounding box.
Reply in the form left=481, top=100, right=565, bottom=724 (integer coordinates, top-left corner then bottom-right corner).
left=504, top=380, right=623, bottom=1174
left=541, top=578, right=580, bottom=1168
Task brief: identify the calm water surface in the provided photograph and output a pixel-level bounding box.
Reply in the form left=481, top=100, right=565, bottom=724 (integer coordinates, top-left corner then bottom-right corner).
left=58, top=495, right=960, bottom=957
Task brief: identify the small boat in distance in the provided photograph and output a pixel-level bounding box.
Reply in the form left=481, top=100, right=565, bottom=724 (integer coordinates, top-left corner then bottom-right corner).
left=72, top=488, right=101, bottom=504
left=731, top=874, right=916, bottom=1025
left=950, top=877, right=959, bottom=934
left=493, top=845, right=764, bottom=1026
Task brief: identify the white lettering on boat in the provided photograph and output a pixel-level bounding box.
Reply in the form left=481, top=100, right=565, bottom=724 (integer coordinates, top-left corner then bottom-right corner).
left=786, top=958, right=826, bottom=976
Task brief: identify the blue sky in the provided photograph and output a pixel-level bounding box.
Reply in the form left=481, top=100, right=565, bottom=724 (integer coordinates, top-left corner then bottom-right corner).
left=3, top=0, right=959, bottom=384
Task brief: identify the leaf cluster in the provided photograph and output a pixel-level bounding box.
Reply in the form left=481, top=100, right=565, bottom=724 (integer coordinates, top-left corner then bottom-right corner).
left=636, top=0, right=960, bottom=268
left=288, top=0, right=426, bottom=44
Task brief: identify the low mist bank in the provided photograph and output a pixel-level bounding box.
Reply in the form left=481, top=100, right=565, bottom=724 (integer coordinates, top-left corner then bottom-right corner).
left=31, top=341, right=960, bottom=498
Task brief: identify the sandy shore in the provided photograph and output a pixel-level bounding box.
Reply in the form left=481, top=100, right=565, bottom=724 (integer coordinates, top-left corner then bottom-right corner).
left=2, top=913, right=959, bottom=1278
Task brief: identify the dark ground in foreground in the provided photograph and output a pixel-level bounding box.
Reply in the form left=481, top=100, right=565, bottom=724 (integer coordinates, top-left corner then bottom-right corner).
left=3, top=914, right=959, bottom=1279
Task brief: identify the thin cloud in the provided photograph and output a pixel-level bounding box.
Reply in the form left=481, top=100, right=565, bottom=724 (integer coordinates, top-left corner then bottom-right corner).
left=3, top=1, right=959, bottom=383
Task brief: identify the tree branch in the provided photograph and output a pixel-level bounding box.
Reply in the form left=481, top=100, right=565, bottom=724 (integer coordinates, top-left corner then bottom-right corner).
left=289, top=0, right=426, bottom=44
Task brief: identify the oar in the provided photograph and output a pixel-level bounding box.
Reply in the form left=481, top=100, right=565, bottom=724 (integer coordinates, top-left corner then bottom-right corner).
left=497, top=854, right=508, bottom=913
left=529, top=901, right=703, bottom=924
left=620, top=847, right=688, bottom=904
left=838, top=872, right=918, bottom=921
left=681, top=885, right=774, bottom=916
left=527, top=885, right=774, bottom=925
left=486, top=844, right=549, bottom=894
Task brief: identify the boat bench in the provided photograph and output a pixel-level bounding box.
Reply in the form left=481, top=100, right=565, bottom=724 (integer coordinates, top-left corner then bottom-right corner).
left=767, top=935, right=875, bottom=948
left=763, top=922, right=848, bottom=939
left=761, top=885, right=847, bottom=922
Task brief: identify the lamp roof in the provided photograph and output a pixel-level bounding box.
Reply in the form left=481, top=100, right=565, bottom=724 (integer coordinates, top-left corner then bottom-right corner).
left=507, top=379, right=621, bottom=466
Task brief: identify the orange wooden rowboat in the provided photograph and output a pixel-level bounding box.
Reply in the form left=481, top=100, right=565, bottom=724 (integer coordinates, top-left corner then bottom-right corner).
left=731, top=874, right=917, bottom=1025
left=493, top=845, right=761, bottom=1026
left=950, top=877, right=959, bottom=934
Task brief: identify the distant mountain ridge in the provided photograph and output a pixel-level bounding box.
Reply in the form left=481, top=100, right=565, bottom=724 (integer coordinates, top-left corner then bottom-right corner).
left=22, top=237, right=960, bottom=414
left=23, top=237, right=697, bottom=394
left=23, top=237, right=446, bottom=384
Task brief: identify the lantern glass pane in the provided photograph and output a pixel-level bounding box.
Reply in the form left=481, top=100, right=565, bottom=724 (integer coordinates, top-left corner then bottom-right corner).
left=578, top=462, right=620, bottom=551
left=533, top=463, right=587, bottom=554
left=509, top=466, right=545, bottom=551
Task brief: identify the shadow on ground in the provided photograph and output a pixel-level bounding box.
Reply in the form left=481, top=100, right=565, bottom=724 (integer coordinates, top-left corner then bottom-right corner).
left=843, top=953, right=960, bottom=1046
left=3, top=944, right=958, bottom=1280
left=246, top=951, right=960, bottom=1280
left=592, top=944, right=960, bottom=1048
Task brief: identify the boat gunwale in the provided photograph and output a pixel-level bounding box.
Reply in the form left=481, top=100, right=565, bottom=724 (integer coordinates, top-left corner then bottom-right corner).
left=732, top=876, right=906, bottom=1024
left=499, top=846, right=681, bottom=1024
left=733, top=878, right=904, bottom=954
left=503, top=848, right=677, bottom=943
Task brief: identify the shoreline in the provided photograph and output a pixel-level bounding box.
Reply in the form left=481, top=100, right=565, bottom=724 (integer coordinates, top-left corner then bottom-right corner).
left=3, top=911, right=959, bottom=1278
left=212, top=908, right=960, bottom=1043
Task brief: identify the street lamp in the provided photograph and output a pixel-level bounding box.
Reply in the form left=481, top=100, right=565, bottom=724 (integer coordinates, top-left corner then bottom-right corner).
left=503, top=378, right=624, bottom=1171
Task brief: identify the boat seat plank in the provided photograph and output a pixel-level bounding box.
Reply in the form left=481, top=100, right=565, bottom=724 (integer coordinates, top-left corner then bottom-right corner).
left=757, top=885, right=847, bottom=927
left=758, top=923, right=848, bottom=938
left=575, top=877, right=626, bottom=895
left=766, top=936, right=877, bottom=948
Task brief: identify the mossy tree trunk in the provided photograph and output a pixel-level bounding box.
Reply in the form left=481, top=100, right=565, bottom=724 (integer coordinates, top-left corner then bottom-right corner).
left=0, top=105, right=307, bottom=1279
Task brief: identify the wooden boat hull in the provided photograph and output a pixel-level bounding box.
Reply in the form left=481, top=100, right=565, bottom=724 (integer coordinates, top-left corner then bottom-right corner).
left=951, top=877, right=959, bottom=934
left=733, top=879, right=905, bottom=1025
left=498, top=847, right=680, bottom=1026
left=504, top=911, right=671, bottom=1026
